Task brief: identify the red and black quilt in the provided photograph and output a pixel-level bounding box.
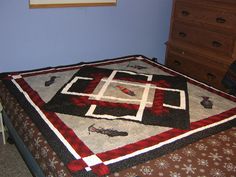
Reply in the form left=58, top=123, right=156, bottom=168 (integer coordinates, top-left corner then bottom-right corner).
left=43, top=66, right=190, bottom=130
left=1, top=55, right=236, bottom=177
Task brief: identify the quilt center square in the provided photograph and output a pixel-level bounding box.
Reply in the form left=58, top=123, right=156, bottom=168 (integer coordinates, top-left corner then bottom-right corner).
left=61, top=70, right=155, bottom=122
left=43, top=66, right=190, bottom=130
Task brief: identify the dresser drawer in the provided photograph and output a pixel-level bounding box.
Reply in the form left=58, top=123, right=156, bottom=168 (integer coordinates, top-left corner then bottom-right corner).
left=174, top=1, right=236, bottom=31
left=165, top=0, right=236, bottom=92
left=166, top=49, right=226, bottom=89
left=172, top=22, right=235, bottom=57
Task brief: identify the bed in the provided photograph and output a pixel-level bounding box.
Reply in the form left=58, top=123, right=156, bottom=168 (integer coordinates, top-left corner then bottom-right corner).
left=0, top=55, right=235, bottom=177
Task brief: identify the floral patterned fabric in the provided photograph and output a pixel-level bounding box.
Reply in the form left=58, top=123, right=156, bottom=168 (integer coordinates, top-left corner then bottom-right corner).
left=108, top=127, right=236, bottom=177
left=0, top=82, right=72, bottom=177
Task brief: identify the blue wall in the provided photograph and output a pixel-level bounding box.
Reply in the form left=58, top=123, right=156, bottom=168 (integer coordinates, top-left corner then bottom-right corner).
left=0, top=0, right=172, bottom=72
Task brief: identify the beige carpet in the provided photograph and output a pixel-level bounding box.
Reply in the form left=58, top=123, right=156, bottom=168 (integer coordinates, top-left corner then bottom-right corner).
left=0, top=133, right=32, bottom=177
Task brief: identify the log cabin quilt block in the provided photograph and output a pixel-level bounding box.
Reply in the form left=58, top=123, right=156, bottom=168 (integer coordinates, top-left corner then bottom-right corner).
left=1, top=55, right=236, bottom=177
left=43, top=66, right=190, bottom=130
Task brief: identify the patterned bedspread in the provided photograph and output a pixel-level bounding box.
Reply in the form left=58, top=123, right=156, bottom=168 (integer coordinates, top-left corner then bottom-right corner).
left=0, top=55, right=235, bottom=177
left=108, top=127, right=236, bottom=177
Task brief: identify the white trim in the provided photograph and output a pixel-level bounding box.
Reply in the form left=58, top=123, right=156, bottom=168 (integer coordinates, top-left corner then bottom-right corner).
left=17, top=56, right=136, bottom=78
left=104, top=114, right=236, bottom=165
left=136, top=75, right=153, bottom=121
left=94, top=70, right=117, bottom=100
left=62, top=76, right=186, bottom=110
left=11, top=80, right=81, bottom=159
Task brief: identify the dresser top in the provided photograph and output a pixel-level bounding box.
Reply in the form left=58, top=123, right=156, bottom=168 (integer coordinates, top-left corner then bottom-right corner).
left=176, top=0, right=236, bottom=11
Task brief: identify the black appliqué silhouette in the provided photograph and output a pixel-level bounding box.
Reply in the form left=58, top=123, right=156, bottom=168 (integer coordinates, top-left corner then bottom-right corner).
left=200, top=96, right=213, bottom=109
left=88, top=124, right=128, bottom=137
left=127, top=63, right=147, bottom=70
left=45, top=76, right=59, bottom=87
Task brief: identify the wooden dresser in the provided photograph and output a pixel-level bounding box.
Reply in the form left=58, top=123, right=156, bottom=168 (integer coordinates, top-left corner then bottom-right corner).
left=165, top=0, right=236, bottom=91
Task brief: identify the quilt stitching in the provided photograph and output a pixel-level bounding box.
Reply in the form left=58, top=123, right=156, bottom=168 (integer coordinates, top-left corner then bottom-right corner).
left=2, top=55, right=236, bottom=177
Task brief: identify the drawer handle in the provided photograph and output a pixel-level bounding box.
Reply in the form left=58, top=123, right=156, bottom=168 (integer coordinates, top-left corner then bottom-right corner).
left=179, top=32, right=187, bottom=38
left=207, top=73, right=216, bottom=81
left=212, top=41, right=222, bottom=48
left=174, top=60, right=181, bottom=66
left=216, top=17, right=226, bottom=24
left=181, top=10, right=190, bottom=16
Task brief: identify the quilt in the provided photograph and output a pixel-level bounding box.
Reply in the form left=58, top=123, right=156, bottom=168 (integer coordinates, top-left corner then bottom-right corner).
left=1, top=55, right=236, bottom=177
